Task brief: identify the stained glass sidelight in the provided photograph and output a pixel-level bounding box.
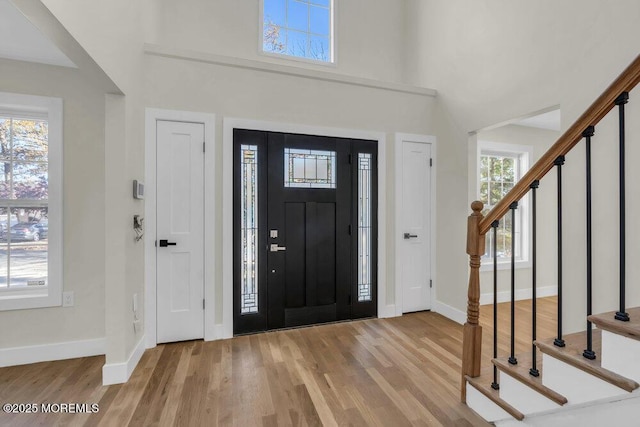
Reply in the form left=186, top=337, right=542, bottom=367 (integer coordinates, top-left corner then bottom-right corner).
left=284, top=148, right=336, bottom=188
left=241, top=145, right=259, bottom=314
left=357, top=153, right=372, bottom=302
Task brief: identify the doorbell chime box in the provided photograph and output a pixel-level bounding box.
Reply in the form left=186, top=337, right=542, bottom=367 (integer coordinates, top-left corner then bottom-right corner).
left=133, top=180, right=145, bottom=199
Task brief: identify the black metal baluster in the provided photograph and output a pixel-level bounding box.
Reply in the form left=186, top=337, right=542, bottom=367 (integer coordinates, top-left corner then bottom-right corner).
left=554, top=156, right=566, bottom=347
left=615, top=92, right=630, bottom=322
left=583, top=126, right=597, bottom=360
left=509, top=202, right=518, bottom=365
left=491, top=220, right=500, bottom=390
left=530, top=181, right=540, bottom=376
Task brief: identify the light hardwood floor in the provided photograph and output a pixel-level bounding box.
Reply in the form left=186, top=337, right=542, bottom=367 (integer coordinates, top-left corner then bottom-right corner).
left=0, top=297, right=557, bottom=426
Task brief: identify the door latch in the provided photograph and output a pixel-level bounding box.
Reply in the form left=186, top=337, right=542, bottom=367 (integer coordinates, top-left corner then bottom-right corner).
left=270, top=244, right=287, bottom=252
left=403, top=233, right=418, bottom=239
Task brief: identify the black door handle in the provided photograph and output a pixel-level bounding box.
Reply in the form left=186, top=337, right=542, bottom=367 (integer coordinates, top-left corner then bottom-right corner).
left=158, top=239, right=177, bottom=247
left=403, top=233, right=418, bottom=239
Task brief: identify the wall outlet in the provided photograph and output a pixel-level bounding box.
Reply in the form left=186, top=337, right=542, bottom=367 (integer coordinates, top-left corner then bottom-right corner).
left=62, top=291, right=74, bottom=307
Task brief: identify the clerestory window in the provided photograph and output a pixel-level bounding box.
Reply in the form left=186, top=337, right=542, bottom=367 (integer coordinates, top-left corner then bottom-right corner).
left=262, top=0, right=334, bottom=63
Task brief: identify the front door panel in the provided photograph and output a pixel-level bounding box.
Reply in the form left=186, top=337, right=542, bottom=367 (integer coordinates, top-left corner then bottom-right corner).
left=233, top=129, right=377, bottom=334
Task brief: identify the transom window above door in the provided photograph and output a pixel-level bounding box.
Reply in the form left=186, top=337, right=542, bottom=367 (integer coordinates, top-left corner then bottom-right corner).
left=262, top=0, right=334, bottom=63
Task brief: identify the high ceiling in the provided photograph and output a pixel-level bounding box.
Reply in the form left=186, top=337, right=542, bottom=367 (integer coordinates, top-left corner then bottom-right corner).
left=0, top=0, right=75, bottom=68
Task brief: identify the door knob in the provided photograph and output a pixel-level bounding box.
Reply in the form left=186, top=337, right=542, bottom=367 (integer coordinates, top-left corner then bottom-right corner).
left=158, top=239, right=177, bottom=247
left=403, top=233, right=418, bottom=239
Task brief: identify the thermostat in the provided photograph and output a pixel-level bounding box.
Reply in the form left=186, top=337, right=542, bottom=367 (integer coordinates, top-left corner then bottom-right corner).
left=133, top=180, right=145, bottom=199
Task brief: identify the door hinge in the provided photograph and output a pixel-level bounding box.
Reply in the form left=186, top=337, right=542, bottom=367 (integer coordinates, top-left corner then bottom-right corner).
left=203, top=142, right=206, bottom=153
left=348, top=224, right=352, bottom=235
left=430, top=158, right=433, bottom=167
left=430, top=279, right=433, bottom=289
left=203, top=299, right=205, bottom=309
left=348, top=295, right=352, bottom=305
left=348, top=154, right=352, bottom=164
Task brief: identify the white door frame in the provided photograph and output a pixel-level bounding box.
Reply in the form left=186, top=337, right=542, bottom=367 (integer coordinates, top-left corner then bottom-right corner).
left=144, top=108, right=216, bottom=348
left=222, top=118, right=389, bottom=338
left=394, top=133, right=437, bottom=317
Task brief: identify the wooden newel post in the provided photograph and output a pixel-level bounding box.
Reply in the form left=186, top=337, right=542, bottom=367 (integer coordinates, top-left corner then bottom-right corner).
left=461, top=201, right=485, bottom=402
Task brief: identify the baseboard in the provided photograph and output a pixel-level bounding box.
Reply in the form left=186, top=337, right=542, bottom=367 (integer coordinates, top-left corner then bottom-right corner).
left=212, top=323, right=232, bottom=340
left=0, top=337, right=106, bottom=368
left=433, top=300, right=467, bottom=325
left=480, top=286, right=557, bottom=306
left=102, top=336, right=146, bottom=386
left=378, top=304, right=396, bottom=319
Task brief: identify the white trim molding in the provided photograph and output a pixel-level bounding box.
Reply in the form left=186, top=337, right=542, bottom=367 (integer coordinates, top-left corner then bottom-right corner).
left=102, top=337, right=145, bottom=386
left=223, top=118, right=388, bottom=336
left=144, top=108, right=216, bottom=348
left=394, top=133, right=437, bottom=317
left=0, top=338, right=105, bottom=368
left=433, top=300, right=467, bottom=325
left=480, top=285, right=557, bottom=305
left=144, top=44, right=436, bottom=97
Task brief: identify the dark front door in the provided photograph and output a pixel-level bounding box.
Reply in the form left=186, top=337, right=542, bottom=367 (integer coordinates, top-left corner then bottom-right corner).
left=233, top=129, right=377, bottom=334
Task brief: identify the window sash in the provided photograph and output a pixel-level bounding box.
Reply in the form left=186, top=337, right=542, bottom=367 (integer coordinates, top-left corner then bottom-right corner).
left=0, top=92, right=61, bottom=311
left=478, top=144, right=530, bottom=264
left=261, top=0, right=334, bottom=63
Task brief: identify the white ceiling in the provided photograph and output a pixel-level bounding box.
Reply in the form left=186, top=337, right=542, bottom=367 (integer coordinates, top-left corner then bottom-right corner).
left=513, top=109, right=561, bottom=132
left=0, top=0, right=75, bottom=68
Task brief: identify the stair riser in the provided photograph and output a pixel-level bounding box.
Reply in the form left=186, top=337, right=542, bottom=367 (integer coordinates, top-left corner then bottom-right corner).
left=601, top=330, right=640, bottom=383
left=542, top=354, right=627, bottom=404
left=499, top=372, right=561, bottom=414
left=466, top=383, right=513, bottom=422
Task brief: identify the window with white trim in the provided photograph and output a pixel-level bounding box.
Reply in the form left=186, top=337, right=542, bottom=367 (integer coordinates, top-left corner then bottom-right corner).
left=262, top=0, right=334, bottom=63
left=0, top=92, right=62, bottom=311
left=478, top=141, right=530, bottom=266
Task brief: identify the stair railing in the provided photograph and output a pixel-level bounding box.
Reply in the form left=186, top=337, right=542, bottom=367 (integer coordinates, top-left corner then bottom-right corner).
left=461, top=54, right=640, bottom=401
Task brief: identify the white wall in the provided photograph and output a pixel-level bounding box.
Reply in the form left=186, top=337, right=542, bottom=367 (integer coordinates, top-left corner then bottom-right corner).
left=408, top=0, right=640, bottom=332
left=148, top=0, right=408, bottom=84
left=0, top=58, right=105, bottom=348
left=40, top=0, right=147, bottom=366
left=144, top=52, right=436, bottom=325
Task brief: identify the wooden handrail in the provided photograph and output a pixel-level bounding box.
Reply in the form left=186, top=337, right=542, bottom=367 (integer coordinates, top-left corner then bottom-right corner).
left=479, top=54, right=640, bottom=235
left=462, top=54, right=640, bottom=402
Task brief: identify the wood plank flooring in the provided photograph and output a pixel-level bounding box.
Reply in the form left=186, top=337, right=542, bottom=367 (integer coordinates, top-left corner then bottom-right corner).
left=0, top=297, right=557, bottom=426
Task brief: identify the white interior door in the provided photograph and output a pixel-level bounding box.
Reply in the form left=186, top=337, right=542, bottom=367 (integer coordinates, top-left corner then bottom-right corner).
left=156, top=120, right=204, bottom=343
left=401, top=140, right=432, bottom=313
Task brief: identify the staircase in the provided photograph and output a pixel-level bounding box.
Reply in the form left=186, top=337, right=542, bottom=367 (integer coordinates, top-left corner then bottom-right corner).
left=461, top=55, right=640, bottom=425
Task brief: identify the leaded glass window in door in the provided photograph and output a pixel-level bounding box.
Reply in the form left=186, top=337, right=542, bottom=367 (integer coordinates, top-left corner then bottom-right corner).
left=357, top=153, right=372, bottom=302
left=241, top=145, right=259, bottom=314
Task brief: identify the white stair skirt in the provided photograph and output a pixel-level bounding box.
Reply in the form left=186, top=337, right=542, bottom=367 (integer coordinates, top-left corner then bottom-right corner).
left=541, top=354, right=626, bottom=404
left=499, top=371, right=561, bottom=414
left=466, top=383, right=513, bottom=423
left=495, top=392, right=640, bottom=427
left=601, top=330, right=640, bottom=383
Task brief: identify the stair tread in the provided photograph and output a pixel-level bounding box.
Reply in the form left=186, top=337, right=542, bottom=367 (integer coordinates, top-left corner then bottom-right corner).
left=589, top=307, right=640, bottom=341
left=492, top=353, right=568, bottom=405
left=465, top=372, right=525, bottom=421
left=535, top=330, right=639, bottom=392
